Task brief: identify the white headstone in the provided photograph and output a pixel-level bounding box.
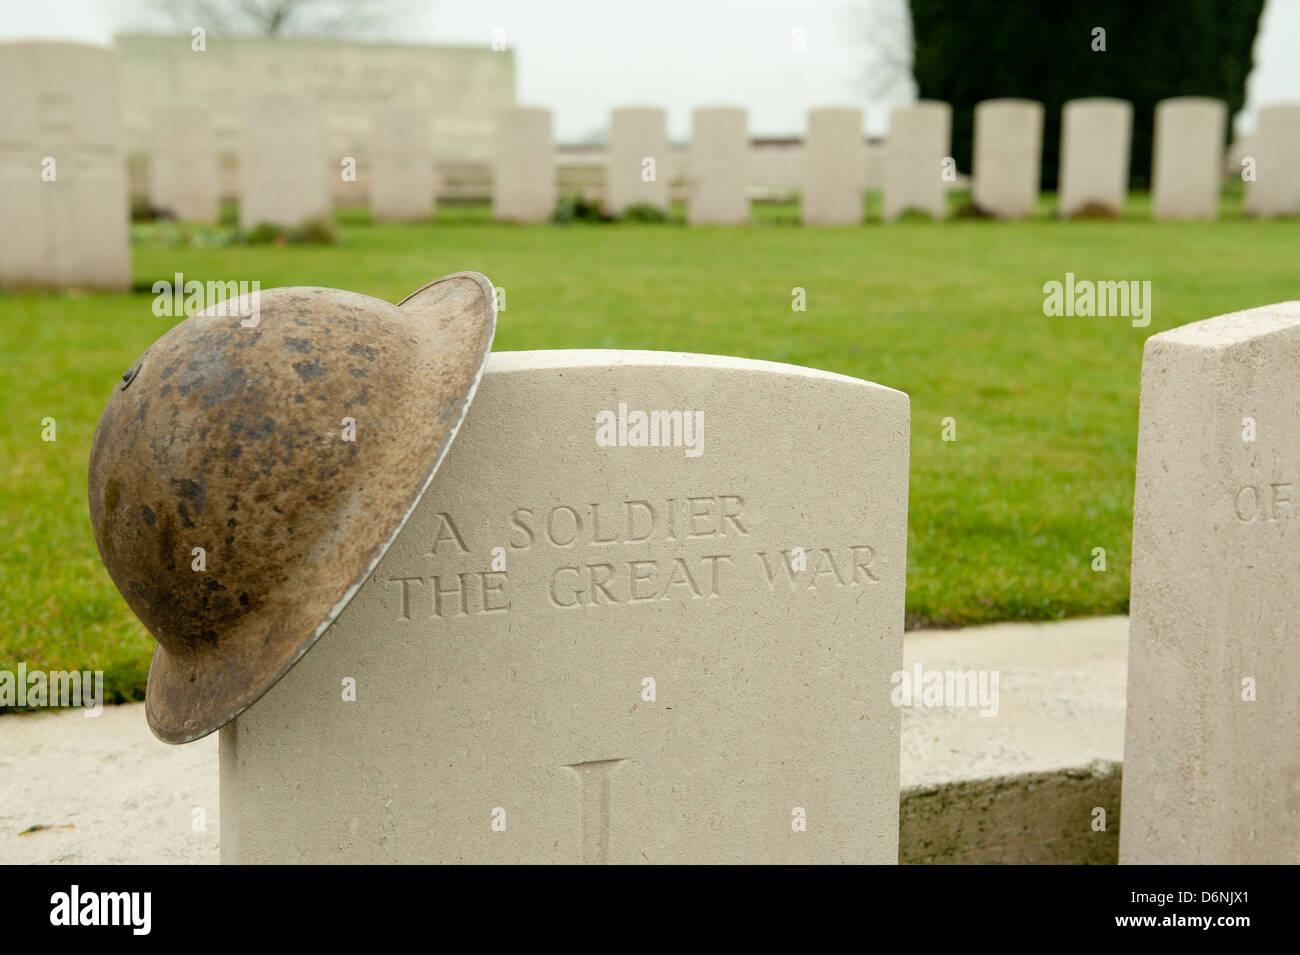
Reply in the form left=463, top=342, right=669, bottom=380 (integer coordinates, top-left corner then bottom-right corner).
left=689, top=108, right=749, bottom=225
left=1151, top=96, right=1226, bottom=221
left=1123, top=301, right=1300, bottom=864
left=0, top=41, right=130, bottom=290
left=802, top=107, right=863, bottom=225
left=220, top=350, right=910, bottom=864
left=1058, top=98, right=1132, bottom=217
left=1244, top=103, right=1300, bottom=218
left=972, top=98, right=1044, bottom=219
left=883, top=101, right=952, bottom=221
left=608, top=107, right=668, bottom=215
left=493, top=107, right=554, bottom=223
left=370, top=108, right=434, bottom=222
left=239, top=95, right=330, bottom=230
left=149, top=104, right=219, bottom=223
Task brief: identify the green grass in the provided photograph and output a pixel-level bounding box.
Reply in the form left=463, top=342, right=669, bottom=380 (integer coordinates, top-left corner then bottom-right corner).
left=3, top=189, right=1299, bottom=707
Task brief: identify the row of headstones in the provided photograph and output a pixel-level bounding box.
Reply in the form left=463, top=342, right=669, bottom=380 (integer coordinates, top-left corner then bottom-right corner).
left=152, top=99, right=443, bottom=227
left=542, top=98, right=1300, bottom=223
left=153, top=97, right=1300, bottom=227
left=4, top=37, right=1299, bottom=291
left=220, top=301, right=1300, bottom=864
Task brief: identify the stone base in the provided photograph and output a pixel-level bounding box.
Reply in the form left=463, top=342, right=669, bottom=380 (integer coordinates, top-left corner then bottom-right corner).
left=900, top=615, right=1127, bottom=864
left=902, top=762, right=1121, bottom=864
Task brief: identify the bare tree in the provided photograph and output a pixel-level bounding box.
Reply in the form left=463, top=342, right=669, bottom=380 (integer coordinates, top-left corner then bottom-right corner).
left=119, top=0, right=428, bottom=38
left=853, top=0, right=918, bottom=107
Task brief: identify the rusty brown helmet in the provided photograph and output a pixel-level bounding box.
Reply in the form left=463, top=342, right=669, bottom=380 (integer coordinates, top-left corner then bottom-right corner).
left=88, top=272, right=496, bottom=743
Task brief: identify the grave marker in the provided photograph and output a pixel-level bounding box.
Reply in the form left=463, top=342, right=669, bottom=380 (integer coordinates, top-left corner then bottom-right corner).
left=972, top=98, right=1043, bottom=219
left=239, top=95, right=330, bottom=230
left=883, top=100, right=951, bottom=221
left=1059, top=98, right=1132, bottom=217
left=220, top=350, right=910, bottom=864
left=608, top=107, right=668, bottom=215
left=493, top=107, right=554, bottom=223
left=149, top=104, right=219, bottom=223
left=1123, top=301, right=1300, bottom=864
left=1151, top=97, right=1226, bottom=220
left=689, top=108, right=749, bottom=225
left=370, top=108, right=435, bottom=222
left=802, top=107, right=863, bottom=225
left=1244, top=103, right=1300, bottom=218
left=0, top=41, right=130, bottom=290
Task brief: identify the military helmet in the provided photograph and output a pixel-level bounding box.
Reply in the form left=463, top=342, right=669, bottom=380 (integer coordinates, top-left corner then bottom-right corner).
left=88, top=272, right=496, bottom=743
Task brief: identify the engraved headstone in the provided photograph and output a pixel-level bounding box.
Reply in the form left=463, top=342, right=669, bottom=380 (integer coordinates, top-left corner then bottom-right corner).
left=239, top=95, right=330, bottom=230
left=370, top=108, right=435, bottom=222
left=972, top=98, right=1043, bottom=219
left=1244, top=103, right=1300, bottom=218
left=1122, top=301, right=1300, bottom=864
left=149, top=104, right=220, bottom=223
left=493, top=107, right=554, bottom=223
left=1058, top=98, right=1132, bottom=217
left=882, top=100, right=951, bottom=221
left=0, top=41, right=130, bottom=290
left=1151, top=97, right=1226, bottom=221
left=688, top=108, right=749, bottom=225
left=220, top=351, right=910, bottom=864
left=608, top=107, right=668, bottom=215
left=802, top=107, right=863, bottom=225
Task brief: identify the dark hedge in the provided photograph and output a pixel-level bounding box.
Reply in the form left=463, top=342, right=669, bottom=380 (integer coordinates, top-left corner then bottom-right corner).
left=909, top=0, right=1265, bottom=189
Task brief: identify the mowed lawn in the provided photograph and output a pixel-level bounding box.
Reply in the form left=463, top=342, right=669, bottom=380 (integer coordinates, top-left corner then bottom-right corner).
left=3, top=194, right=1299, bottom=704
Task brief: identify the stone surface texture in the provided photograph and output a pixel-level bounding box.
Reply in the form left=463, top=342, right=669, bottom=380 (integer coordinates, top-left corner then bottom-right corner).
left=1123, top=301, right=1300, bottom=864
left=220, top=350, right=910, bottom=864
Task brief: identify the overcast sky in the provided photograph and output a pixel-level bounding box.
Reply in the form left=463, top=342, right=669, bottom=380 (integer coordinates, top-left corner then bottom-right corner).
left=2, top=0, right=1297, bottom=141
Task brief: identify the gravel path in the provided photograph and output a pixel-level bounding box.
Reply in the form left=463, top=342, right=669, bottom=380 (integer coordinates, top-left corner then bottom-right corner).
left=0, top=701, right=218, bottom=864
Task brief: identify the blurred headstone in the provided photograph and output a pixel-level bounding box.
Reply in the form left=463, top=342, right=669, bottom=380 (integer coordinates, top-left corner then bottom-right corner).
left=0, top=41, right=130, bottom=290
left=371, top=108, right=434, bottom=222
left=493, top=107, right=554, bottom=223
left=1244, top=103, right=1300, bottom=218
left=608, top=107, right=668, bottom=215
left=1059, top=98, right=1132, bottom=218
left=689, top=107, right=749, bottom=225
left=239, top=95, right=330, bottom=231
left=883, top=101, right=952, bottom=221
left=972, top=98, right=1043, bottom=219
left=802, top=107, right=863, bottom=225
left=1151, top=97, right=1226, bottom=221
left=150, top=103, right=219, bottom=223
